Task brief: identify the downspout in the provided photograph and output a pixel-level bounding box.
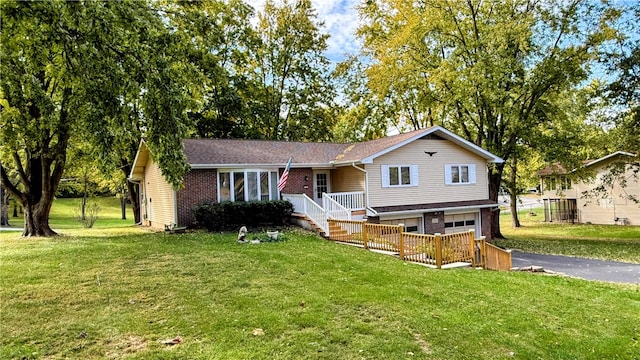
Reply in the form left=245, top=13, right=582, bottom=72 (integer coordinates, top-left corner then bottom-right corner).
left=351, top=163, right=369, bottom=214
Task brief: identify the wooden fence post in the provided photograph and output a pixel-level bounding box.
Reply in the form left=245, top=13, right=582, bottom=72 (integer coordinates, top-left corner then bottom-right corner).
left=362, top=221, right=368, bottom=250
left=469, top=230, right=475, bottom=267
left=398, top=224, right=404, bottom=261
left=435, top=233, right=442, bottom=269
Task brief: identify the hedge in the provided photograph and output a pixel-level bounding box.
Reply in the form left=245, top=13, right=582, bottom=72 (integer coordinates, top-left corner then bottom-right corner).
left=192, top=200, right=294, bottom=231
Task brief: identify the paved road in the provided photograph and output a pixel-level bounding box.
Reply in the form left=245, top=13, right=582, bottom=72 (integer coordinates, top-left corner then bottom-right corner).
left=511, top=250, right=640, bottom=284
left=499, top=194, right=543, bottom=213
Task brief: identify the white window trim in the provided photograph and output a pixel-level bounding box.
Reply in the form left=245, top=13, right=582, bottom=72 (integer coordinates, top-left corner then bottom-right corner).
left=445, top=164, right=476, bottom=185
left=381, top=165, right=419, bottom=188
left=217, top=169, right=280, bottom=202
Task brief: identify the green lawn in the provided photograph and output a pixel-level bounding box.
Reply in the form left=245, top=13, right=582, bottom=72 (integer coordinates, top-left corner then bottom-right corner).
left=1, top=229, right=639, bottom=359
left=498, top=206, right=640, bottom=263
left=2, top=197, right=138, bottom=235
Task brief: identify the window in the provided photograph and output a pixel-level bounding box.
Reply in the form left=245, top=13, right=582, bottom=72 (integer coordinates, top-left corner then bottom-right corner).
left=544, top=176, right=571, bottom=191
left=218, top=170, right=280, bottom=202
left=445, top=164, right=476, bottom=185
left=381, top=165, right=419, bottom=187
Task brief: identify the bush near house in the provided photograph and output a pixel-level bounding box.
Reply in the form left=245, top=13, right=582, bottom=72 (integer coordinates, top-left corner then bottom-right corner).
left=192, top=200, right=293, bottom=231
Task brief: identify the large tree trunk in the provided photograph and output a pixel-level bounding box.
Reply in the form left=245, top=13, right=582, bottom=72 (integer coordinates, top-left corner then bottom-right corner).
left=0, top=185, right=9, bottom=226
left=488, top=164, right=505, bottom=239
left=22, top=200, right=57, bottom=237
left=509, top=192, right=521, bottom=228
left=121, top=164, right=141, bottom=224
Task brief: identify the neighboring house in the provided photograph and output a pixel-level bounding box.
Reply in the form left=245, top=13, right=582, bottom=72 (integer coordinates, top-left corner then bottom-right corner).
left=537, top=151, right=639, bottom=225
left=129, top=126, right=504, bottom=239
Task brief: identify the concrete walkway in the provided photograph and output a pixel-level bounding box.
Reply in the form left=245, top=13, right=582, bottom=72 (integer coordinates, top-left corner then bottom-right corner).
left=511, top=250, right=640, bottom=284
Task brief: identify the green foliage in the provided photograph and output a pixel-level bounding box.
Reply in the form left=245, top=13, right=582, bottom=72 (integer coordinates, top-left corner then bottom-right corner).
left=192, top=200, right=294, bottom=231
left=353, top=0, right=623, bottom=236
left=0, top=0, right=192, bottom=235
left=249, top=0, right=336, bottom=141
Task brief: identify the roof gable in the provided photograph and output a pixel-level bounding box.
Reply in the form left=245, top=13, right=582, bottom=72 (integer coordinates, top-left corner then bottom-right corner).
left=337, top=126, right=503, bottom=164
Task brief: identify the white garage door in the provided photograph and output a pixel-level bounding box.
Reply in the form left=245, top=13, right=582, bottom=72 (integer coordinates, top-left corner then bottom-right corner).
left=381, top=217, right=421, bottom=233
left=444, top=213, right=477, bottom=234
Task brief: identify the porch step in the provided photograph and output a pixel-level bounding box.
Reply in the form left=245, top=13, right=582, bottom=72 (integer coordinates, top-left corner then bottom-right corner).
left=291, top=213, right=327, bottom=237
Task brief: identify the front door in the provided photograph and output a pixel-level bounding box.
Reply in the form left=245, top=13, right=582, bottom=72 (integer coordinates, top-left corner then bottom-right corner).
left=313, top=170, right=330, bottom=205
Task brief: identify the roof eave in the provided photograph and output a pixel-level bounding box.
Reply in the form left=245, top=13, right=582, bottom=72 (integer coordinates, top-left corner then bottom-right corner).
left=373, top=203, right=498, bottom=217
left=190, top=162, right=333, bottom=169
left=360, top=126, right=503, bottom=164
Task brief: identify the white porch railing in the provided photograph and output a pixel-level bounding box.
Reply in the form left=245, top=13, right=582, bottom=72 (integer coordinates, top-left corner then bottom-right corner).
left=283, top=194, right=328, bottom=234
left=325, top=191, right=365, bottom=210
left=323, top=193, right=351, bottom=221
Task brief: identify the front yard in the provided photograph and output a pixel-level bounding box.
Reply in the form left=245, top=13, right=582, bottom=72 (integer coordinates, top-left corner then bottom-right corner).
left=498, top=206, right=640, bottom=263
left=1, top=227, right=639, bottom=359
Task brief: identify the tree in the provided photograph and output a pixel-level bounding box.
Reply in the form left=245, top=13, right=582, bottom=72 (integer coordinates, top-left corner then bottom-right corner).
left=355, top=0, right=620, bottom=238
left=0, top=1, right=191, bottom=236
left=248, top=0, right=336, bottom=141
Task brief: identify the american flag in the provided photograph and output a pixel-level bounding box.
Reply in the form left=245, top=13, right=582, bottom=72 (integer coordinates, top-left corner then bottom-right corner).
left=277, top=157, right=292, bottom=192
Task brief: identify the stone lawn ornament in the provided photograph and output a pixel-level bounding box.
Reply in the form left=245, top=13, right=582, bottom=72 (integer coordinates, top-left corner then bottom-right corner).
left=237, top=226, right=248, bottom=243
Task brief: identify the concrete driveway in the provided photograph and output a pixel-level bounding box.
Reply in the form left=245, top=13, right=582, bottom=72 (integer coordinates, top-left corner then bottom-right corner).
left=511, top=250, right=640, bottom=284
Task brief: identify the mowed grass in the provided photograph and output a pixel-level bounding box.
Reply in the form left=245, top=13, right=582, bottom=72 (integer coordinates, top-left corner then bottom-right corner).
left=1, top=229, right=640, bottom=359
left=2, top=197, right=139, bottom=236
left=498, top=206, right=640, bottom=263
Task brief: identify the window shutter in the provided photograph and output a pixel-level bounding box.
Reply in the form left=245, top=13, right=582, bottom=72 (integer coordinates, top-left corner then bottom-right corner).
left=411, top=165, right=419, bottom=186
left=469, top=164, right=476, bottom=184
left=444, top=165, right=452, bottom=185
left=381, top=165, right=390, bottom=188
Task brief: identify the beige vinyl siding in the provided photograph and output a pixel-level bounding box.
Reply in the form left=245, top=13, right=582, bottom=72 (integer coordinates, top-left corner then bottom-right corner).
left=331, top=166, right=365, bottom=193
left=367, top=139, right=489, bottom=208
left=143, top=159, right=176, bottom=229
left=574, top=161, right=640, bottom=225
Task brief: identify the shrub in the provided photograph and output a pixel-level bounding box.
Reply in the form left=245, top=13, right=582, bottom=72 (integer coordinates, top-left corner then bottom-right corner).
left=192, top=200, right=294, bottom=232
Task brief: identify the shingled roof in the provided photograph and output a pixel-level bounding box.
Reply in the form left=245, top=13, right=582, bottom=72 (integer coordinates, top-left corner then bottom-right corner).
left=130, top=126, right=503, bottom=179
left=183, top=126, right=503, bottom=168
left=184, top=138, right=348, bottom=167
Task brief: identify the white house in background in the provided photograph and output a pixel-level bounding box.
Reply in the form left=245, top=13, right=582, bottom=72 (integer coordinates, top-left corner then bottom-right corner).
left=537, top=151, right=639, bottom=225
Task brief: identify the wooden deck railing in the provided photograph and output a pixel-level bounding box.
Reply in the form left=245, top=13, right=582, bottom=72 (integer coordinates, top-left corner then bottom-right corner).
left=483, top=242, right=512, bottom=271
left=328, top=219, right=488, bottom=269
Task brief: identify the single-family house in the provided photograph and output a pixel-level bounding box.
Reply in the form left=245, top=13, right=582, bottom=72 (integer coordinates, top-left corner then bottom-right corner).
left=129, top=126, right=504, bottom=238
left=537, top=151, right=639, bottom=225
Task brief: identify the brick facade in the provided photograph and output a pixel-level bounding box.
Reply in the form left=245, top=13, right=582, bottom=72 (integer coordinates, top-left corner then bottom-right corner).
left=280, top=168, right=313, bottom=199
left=423, top=211, right=445, bottom=234
left=481, top=208, right=492, bottom=240
left=177, top=169, right=217, bottom=227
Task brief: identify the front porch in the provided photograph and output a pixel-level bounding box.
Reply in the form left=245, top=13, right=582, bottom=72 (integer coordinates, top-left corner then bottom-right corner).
left=283, top=191, right=365, bottom=236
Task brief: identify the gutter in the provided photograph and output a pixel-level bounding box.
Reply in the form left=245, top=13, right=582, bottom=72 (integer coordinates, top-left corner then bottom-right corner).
left=372, top=203, right=497, bottom=218
left=351, top=163, right=370, bottom=212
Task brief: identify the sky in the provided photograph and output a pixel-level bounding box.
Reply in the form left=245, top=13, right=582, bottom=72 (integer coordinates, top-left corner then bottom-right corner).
left=246, top=0, right=361, bottom=63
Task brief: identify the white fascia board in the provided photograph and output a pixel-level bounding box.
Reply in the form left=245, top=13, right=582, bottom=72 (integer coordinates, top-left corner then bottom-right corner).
left=129, top=139, right=148, bottom=179
left=360, top=128, right=436, bottom=164
left=583, top=151, right=636, bottom=168
left=430, top=126, right=504, bottom=163
left=190, top=162, right=332, bottom=169
left=373, top=203, right=497, bottom=218
left=359, top=126, right=504, bottom=164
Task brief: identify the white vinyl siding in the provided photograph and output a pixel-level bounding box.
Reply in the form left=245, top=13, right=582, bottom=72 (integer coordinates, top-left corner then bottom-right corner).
left=143, top=160, right=177, bottom=229
left=445, top=164, right=476, bottom=185
left=367, top=139, right=489, bottom=208
left=381, top=165, right=419, bottom=188
left=218, top=170, right=279, bottom=202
